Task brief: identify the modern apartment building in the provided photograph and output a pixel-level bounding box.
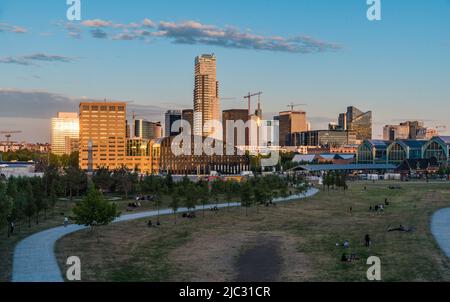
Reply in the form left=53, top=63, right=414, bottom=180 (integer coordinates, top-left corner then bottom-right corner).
left=193, top=54, right=220, bottom=138
left=79, top=102, right=127, bottom=170
left=51, top=112, right=79, bottom=155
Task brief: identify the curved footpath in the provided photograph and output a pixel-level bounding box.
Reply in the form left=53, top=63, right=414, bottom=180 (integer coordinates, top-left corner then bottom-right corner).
left=431, top=208, right=450, bottom=259
left=12, top=188, right=319, bottom=282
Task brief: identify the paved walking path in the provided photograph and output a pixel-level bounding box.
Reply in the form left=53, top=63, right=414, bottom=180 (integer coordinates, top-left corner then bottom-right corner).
left=431, top=208, right=450, bottom=259
left=12, top=188, right=319, bottom=282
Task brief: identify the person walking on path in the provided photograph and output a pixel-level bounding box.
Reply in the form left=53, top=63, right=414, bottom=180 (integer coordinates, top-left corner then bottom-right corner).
left=63, top=216, right=69, bottom=227
left=365, top=234, right=371, bottom=247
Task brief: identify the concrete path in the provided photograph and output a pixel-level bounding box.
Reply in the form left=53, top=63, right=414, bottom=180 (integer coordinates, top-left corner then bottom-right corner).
left=11, top=188, right=318, bottom=282
left=431, top=208, right=450, bottom=259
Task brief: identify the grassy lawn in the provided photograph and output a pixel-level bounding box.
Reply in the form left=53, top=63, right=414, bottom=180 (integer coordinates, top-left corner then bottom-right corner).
left=55, top=181, right=450, bottom=282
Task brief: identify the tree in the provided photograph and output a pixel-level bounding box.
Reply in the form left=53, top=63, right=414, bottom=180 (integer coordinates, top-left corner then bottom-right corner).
left=184, top=184, right=197, bottom=213
left=113, top=167, right=137, bottom=199
left=240, top=182, right=253, bottom=216
left=92, top=166, right=112, bottom=193
left=0, top=182, right=12, bottom=237
left=253, top=184, right=265, bottom=214
left=170, top=190, right=180, bottom=225
left=198, top=183, right=210, bottom=219
left=31, top=177, right=46, bottom=225
left=72, top=187, right=120, bottom=242
left=154, top=194, right=162, bottom=222
left=23, top=181, right=36, bottom=228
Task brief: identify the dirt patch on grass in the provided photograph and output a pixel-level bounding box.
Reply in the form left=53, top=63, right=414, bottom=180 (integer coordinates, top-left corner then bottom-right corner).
left=236, top=234, right=282, bottom=282
left=169, top=231, right=311, bottom=282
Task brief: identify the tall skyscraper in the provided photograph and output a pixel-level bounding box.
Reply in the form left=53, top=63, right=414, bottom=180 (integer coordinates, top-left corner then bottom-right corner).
left=51, top=112, right=79, bottom=155
left=79, top=102, right=127, bottom=170
left=193, top=54, right=220, bottom=138
left=278, top=110, right=308, bottom=146
left=135, top=119, right=162, bottom=140
left=165, top=110, right=182, bottom=137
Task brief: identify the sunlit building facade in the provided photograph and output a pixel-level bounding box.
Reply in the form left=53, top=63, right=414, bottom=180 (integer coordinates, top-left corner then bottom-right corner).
left=51, top=112, right=79, bottom=156
left=79, top=102, right=127, bottom=170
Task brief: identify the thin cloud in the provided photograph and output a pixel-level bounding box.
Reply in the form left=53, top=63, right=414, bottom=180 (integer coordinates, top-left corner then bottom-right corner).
left=0, top=53, right=78, bottom=66
left=0, top=22, right=27, bottom=34
left=90, top=28, right=108, bottom=39
left=68, top=19, right=341, bottom=53
left=0, top=89, right=167, bottom=119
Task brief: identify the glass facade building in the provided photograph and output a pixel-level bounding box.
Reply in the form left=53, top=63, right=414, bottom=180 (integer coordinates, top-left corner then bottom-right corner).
left=51, top=112, right=79, bottom=156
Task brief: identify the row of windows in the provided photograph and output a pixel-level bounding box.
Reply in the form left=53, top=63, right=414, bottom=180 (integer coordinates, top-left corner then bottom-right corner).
left=81, top=105, right=125, bottom=112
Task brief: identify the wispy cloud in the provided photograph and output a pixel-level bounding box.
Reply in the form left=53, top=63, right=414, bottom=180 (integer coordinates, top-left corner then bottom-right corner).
left=0, top=53, right=78, bottom=66
left=65, top=19, right=341, bottom=53
left=0, top=22, right=27, bottom=34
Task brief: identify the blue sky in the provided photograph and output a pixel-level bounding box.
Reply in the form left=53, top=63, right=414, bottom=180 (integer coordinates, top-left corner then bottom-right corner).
left=0, top=0, right=449, bottom=142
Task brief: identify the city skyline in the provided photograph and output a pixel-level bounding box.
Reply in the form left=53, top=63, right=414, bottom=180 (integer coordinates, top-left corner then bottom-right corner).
left=1, top=0, right=450, bottom=142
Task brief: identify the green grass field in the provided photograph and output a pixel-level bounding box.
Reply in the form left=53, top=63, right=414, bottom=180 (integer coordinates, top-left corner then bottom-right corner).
left=55, top=181, right=450, bottom=282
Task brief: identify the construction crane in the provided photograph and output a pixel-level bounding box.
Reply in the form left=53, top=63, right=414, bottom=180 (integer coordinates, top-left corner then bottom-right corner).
left=243, top=92, right=263, bottom=115
left=0, top=131, right=22, bottom=152
left=287, top=102, right=307, bottom=111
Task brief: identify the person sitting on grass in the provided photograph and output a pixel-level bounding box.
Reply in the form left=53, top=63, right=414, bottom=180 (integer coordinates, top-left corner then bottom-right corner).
left=147, top=220, right=153, bottom=227
left=343, top=240, right=350, bottom=248
left=341, top=253, right=348, bottom=262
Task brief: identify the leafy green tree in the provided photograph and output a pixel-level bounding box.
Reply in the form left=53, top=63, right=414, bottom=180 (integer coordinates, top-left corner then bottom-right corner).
left=31, top=177, right=45, bottom=224
left=240, top=182, right=254, bottom=216
left=0, top=182, right=12, bottom=236
left=72, top=187, right=120, bottom=241
left=253, top=184, right=265, bottom=214
left=198, top=183, right=210, bottom=219
left=170, top=190, right=180, bottom=225
left=23, top=181, right=36, bottom=228
left=92, top=166, right=112, bottom=193
left=154, top=194, right=162, bottom=222
left=184, top=184, right=197, bottom=213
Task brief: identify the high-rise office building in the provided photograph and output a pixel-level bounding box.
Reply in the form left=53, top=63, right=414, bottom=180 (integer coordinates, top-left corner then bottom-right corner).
left=165, top=110, right=182, bottom=137
left=79, top=102, right=127, bottom=170
left=278, top=110, right=308, bottom=146
left=193, top=54, right=220, bottom=138
left=51, top=112, right=79, bottom=156
left=342, top=106, right=372, bottom=142
left=135, top=119, right=162, bottom=140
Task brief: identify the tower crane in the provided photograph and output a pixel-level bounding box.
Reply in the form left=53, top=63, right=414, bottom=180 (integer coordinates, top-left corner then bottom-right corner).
left=243, top=92, right=263, bottom=115
left=287, top=102, right=308, bottom=111
left=0, top=130, right=22, bottom=151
